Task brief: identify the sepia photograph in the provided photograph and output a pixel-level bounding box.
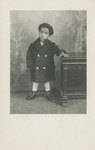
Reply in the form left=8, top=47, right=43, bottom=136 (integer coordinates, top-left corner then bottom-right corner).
left=1, top=0, right=95, bottom=149
left=10, top=10, right=87, bottom=114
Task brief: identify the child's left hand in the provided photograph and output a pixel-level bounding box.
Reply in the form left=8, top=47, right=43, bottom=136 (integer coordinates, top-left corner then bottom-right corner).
left=60, top=52, right=69, bottom=58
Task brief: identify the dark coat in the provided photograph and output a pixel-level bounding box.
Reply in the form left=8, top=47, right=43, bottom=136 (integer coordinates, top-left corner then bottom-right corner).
left=26, top=38, right=67, bottom=83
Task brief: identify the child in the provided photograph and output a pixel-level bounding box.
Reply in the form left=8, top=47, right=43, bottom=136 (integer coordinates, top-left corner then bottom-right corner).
left=26, top=23, right=68, bottom=101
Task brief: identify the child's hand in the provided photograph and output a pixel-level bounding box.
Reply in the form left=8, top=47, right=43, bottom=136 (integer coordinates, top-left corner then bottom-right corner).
left=60, top=52, right=69, bottom=58
left=64, top=53, right=69, bottom=57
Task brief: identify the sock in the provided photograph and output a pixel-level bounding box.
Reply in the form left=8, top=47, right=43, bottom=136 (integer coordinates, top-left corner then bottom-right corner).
left=44, top=81, right=50, bottom=92
left=32, top=82, right=39, bottom=92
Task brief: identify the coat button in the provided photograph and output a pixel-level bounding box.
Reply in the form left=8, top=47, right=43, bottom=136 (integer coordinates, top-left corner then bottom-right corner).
left=36, top=67, right=39, bottom=69
left=45, top=55, right=47, bottom=57
left=43, top=67, right=46, bottom=69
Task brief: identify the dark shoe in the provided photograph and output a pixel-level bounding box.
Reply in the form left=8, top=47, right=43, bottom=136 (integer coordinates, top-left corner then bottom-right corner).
left=26, top=91, right=36, bottom=100
left=46, top=91, right=55, bottom=101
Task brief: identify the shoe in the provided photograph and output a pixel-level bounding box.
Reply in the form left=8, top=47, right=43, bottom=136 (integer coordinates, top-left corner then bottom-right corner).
left=46, top=91, right=55, bottom=101
left=26, top=91, right=36, bottom=100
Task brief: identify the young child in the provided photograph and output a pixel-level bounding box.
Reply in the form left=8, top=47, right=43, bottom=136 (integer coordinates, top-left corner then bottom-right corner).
left=26, top=23, right=68, bottom=101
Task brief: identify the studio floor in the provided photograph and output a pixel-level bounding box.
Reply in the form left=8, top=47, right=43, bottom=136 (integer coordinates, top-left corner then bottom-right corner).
left=10, top=92, right=86, bottom=114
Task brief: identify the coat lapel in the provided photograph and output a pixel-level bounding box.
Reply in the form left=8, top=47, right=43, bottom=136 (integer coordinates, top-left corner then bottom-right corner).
left=34, top=38, right=41, bottom=52
left=43, top=39, right=51, bottom=51
left=34, top=38, right=51, bottom=53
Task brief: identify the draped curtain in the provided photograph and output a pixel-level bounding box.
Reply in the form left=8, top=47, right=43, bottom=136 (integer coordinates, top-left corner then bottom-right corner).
left=72, top=11, right=86, bottom=52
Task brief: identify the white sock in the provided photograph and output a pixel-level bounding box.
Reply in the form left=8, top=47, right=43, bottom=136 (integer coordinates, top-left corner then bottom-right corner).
left=32, top=82, right=39, bottom=91
left=44, top=81, right=50, bottom=91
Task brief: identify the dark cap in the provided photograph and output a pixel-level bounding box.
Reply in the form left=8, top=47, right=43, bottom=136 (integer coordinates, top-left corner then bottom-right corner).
left=38, top=23, right=54, bottom=36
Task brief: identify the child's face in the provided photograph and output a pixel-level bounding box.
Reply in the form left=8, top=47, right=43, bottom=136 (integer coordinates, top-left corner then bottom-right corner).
left=39, top=27, right=50, bottom=42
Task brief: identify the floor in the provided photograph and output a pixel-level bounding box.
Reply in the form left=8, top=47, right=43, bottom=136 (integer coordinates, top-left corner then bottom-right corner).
left=10, top=92, right=86, bottom=114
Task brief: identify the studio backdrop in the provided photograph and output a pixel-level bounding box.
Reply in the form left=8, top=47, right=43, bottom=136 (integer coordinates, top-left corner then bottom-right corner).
left=10, top=10, right=86, bottom=92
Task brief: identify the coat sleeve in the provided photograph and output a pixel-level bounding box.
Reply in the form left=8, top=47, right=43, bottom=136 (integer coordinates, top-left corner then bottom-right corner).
left=52, top=42, right=68, bottom=56
left=26, top=44, right=33, bottom=68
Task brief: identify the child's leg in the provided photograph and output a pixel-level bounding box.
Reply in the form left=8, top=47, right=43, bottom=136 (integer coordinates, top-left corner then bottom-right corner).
left=44, top=81, right=55, bottom=101
left=32, top=82, right=39, bottom=91
left=26, top=82, right=39, bottom=100
left=44, top=81, right=50, bottom=91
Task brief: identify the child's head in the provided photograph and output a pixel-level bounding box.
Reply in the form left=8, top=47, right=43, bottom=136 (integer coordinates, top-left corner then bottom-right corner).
left=38, top=23, right=54, bottom=42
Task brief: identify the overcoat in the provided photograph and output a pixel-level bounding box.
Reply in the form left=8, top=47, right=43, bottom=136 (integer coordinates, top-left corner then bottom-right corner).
left=26, top=38, right=67, bottom=83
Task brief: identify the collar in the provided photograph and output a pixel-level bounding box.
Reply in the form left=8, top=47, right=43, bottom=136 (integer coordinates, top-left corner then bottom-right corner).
left=34, top=38, right=51, bottom=52
left=40, top=42, right=44, bottom=46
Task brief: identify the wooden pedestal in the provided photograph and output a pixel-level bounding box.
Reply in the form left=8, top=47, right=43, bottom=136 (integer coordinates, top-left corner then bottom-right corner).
left=60, top=57, right=86, bottom=107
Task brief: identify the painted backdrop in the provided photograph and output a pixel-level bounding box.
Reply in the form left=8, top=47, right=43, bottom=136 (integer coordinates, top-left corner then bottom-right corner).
left=10, top=11, right=86, bottom=91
